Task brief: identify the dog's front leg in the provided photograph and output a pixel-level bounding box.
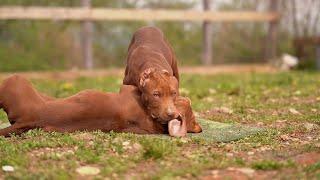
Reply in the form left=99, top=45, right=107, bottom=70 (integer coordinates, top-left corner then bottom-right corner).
left=0, top=123, right=35, bottom=137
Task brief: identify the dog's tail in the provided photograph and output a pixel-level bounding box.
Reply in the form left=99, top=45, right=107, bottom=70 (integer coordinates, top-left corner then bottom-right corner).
left=0, top=75, right=16, bottom=107
left=0, top=78, right=5, bottom=110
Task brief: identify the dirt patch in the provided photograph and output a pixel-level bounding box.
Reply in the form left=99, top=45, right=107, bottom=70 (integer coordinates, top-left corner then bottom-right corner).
left=28, top=147, right=76, bottom=159
left=180, top=65, right=277, bottom=75
left=201, top=168, right=278, bottom=180
left=294, top=152, right=320, bottom=166
left=253, top=170, right=279, bottom=180
left=0, top=65, right=277, bottom=80
left=123, top=160, right=158, bottom=179
left=201, top=169, right=250, bottom=180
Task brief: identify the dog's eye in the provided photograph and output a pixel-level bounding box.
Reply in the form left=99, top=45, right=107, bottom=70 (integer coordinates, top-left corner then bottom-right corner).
left=153, top=91, right=160, bottom=97
left=171, top=91, right=177, bottom=96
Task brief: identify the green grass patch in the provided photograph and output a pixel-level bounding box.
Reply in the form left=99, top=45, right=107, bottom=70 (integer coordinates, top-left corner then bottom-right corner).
left=140, top=138, right=177, bottom=159
left=251, top=160, right=296, bottom=170
left=0, top=72, right=320, bottom=178
left=305, top=162, right=320, bottom=173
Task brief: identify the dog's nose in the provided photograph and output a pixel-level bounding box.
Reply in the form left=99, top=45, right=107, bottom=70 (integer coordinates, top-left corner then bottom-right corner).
left=167, top=111, right=174, bottom=118
left=167, top=110, right=178, bottom=119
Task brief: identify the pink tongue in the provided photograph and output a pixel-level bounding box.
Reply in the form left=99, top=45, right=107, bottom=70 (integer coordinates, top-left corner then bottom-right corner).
left=168, top=119, right=186, bottom=137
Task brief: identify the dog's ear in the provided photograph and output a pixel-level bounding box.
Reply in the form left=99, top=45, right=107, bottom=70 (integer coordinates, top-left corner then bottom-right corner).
left=139, top=68, right=155, bottom=88
left=185, top=97, right=192, bottom=106
left=161, top=69, right=170, bottom=76
left=176, top=96, right=191, bottom=106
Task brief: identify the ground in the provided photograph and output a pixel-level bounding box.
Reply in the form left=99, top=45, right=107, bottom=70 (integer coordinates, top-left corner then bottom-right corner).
left=0, top=71, right=319, bottom=179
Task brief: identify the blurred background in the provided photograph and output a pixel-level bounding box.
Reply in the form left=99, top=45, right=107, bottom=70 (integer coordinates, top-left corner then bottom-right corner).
left=0, top=0, right=319, bottom=72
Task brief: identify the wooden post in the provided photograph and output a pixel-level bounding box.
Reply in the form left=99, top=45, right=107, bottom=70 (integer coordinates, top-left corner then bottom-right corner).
left=316, top=45, right=320, bottom=70
left=202, top=0, right=213, bottom=65
left=264, top=0, right=279, bottom=61
left=81, top=0, right=93, bottom=70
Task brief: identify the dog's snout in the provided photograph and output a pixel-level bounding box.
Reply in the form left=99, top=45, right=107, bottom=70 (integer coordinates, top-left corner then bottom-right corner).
left=166, top=107, right=178, bottom=119
left=167, top=111, right=174, bottom=118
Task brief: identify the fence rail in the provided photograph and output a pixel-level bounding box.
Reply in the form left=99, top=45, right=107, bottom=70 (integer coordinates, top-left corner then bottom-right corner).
left=0, top=6, right=279, bottom=22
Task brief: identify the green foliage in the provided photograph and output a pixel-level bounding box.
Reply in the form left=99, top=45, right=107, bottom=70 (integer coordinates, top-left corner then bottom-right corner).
left=305, top=162, right=320, bottom=173
left=1, top=0, right=318, bottom=71
left=297, top=58, right=318, bottom=70
left=140, top=138, right=176, bottom=159
left=0, top=21, right=74, bottom=71
left=252, top=160, right=284, bottom=170
left=252, top=160, right=296, bottom=170
left=0, top=0, right=304, bottom=71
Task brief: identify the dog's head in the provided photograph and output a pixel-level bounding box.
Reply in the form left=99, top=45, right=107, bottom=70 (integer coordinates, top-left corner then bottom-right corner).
left=139, top=68, right=179, bottom=123
left=175, top=97, right=202, bottom=133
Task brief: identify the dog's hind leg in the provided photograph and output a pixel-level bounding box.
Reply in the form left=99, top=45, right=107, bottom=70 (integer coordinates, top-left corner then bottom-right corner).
left=0, top=75, right=45, bottom=125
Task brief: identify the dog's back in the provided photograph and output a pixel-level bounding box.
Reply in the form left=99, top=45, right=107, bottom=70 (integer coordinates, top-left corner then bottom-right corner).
left=124, top=26, right=179, bottom=85
left=127, top=27, right=172, bottom=64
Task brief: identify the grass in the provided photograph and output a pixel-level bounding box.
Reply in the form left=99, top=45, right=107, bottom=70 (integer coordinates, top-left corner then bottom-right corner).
left=0, top=71, right=320, bottom=179
left=251, top=160, right=295, bottom=170
left=305, top=162, right=320, bottom=173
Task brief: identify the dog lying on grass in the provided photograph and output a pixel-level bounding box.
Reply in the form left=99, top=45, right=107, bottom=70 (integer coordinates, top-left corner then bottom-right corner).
left=123, top=26, right=186, bottom=129
left=0, top=75, right=202, bottom=137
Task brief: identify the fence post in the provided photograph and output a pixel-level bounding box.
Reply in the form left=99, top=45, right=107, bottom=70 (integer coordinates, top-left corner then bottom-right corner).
left=81, top=0, right=93, bottom=70
left=316, top=44, right=320, bottom=70
left=202, top=0, right=213, bottom=65
left=264, top=0, right=279, bottom=62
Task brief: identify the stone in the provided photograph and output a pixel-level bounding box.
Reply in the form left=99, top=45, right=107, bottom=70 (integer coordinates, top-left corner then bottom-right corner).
left=2, top=165, right=14, bottom=172
left=237, top=168, right=255, bottom=177
left=280, top=134, right=290, bottom=141
left=209, top=88, right=217, bottom=94
left=76, top=166, right=100, bottom=175
left=289, top=108, right=301, bottom=115
left=304, top=123, right=319, bottom=132
left=213, top=107, right=233, bottom=114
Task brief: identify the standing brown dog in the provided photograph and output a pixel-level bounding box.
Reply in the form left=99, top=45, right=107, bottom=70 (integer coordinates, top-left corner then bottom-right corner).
left=123, top=26, right=202, bottom=133
left=123, top=26, right=180, bottom=123
left=0, top=75, right=199, bottom=137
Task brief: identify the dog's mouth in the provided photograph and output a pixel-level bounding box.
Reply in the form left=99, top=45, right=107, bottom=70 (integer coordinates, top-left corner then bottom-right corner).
left=152, top=114, right=187, bottom=137
left=153, top=113, right=180, bottom=124
left=168, top=115, right=187, bottom=137
left=151, top=113, right=169, bottom=124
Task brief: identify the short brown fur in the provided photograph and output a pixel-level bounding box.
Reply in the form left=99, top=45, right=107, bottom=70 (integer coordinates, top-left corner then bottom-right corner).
left=0, top=75, right=200, bottom=137
left=123, top=26, right=180, bottom=122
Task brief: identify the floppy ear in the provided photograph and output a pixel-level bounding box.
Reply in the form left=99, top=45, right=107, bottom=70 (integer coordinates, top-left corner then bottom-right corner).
left=161, top=69, right=170, bottom=76
left=176, top=96, right=192, bottom=106
left=191, top=122, right=202, bottom=133
left=185, top=97, right=192, bottom=106
left=139, top=68, right=155, bottom=88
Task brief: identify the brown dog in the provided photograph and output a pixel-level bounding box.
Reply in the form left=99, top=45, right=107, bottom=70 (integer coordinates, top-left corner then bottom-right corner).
left=0, top=75, right=200, bottom=137
left=123, top=26, right=180, bottom=123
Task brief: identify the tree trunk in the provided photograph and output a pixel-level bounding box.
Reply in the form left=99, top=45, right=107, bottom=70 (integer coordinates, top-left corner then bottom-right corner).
left=81, top=0, right=93, bottom=70
left=202, top=0, right=213, bottom=65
